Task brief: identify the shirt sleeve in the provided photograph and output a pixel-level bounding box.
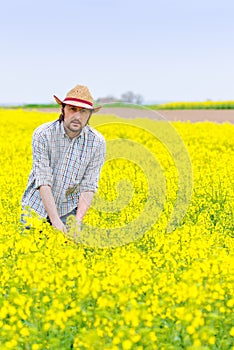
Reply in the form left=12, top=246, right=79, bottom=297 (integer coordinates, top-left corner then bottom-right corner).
left=79, top=138, right=106, bottom=193
left=32, top=131, right=53, bottom=189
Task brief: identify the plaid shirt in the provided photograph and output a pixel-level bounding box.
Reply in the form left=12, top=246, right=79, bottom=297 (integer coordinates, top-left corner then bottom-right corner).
left=22, top=120, right=106, bottom=218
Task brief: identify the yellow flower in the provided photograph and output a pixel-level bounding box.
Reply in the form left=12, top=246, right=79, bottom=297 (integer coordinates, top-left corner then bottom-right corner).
left=32, top=345, right=41, bottom=350
left=208, top=336, right=216, bottom=345
left=5, top=340, right=18, bottom=349
left=43, top=322, right=51, bottom=331
left=122, top=340, right=132, bottom=350
left=193, top=339, right=201, bottom=346
left=227, top=299, right=234, bottom=308
left=0, top=110, right=234, bottom=349
left=187, top=325, right=195, bottom=335
left=230, top=327, right=234, bottom=337
left=112, top=337, right=121, bottom=345
left=20, top=327, right=30, bottom=336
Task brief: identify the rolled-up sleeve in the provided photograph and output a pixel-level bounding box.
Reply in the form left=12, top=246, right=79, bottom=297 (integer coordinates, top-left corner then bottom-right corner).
left=79, top=139, right=106, bottom=193
left=32, top=132, right=53, bottom=188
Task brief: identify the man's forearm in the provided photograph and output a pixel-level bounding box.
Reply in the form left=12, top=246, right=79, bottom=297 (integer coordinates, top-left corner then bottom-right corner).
left=76, top=191, right=95, bottom=220
left=39, top=185, right=60, bottom=222
left=39, top=186, right=66, bottom=232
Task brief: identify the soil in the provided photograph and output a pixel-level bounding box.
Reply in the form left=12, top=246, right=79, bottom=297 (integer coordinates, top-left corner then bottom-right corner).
left=34, top=108, right=234, bottom=124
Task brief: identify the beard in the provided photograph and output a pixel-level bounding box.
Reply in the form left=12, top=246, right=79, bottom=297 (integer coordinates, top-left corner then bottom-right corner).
left=63, top=119, right=83, bottom=137
left=70, top=120, right=82, bottom=131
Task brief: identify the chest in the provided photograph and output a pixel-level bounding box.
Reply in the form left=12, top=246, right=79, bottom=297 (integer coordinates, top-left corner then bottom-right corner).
left=48, top=136, right=93, bottom=170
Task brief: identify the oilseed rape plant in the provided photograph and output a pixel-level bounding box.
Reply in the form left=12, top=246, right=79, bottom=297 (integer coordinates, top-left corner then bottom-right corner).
left=150, top=100, right=234, bottom=110
left=0, top=108, right=234, bottom=349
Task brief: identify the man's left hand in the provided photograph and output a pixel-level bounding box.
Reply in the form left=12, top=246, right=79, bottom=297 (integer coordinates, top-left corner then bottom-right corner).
left=71, top=217, right=82, bottom=241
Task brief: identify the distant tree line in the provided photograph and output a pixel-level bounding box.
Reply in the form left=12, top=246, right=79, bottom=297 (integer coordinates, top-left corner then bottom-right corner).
left=96, top=91, right=144, bottom=105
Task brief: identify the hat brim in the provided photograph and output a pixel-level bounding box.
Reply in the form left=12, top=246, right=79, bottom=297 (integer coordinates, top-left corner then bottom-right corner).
left=53, top=95, right=102, bottom=112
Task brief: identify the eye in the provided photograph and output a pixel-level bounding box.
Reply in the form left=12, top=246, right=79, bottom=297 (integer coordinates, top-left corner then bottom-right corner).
left=68, top=106, right=74, bottom=111
left=81, top=108, right=89, bottom=115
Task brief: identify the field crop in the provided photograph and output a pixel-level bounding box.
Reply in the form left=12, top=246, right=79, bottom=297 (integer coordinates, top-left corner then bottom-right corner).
left=0, top=109, right=233, bottom=349
left=150, top=100, right=234, bottom=110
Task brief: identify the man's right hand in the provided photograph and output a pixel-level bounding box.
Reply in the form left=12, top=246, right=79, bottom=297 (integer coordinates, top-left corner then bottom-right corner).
left=51, top=218, right=67, bottom=233
left=39, top=186, right=67, bottom=234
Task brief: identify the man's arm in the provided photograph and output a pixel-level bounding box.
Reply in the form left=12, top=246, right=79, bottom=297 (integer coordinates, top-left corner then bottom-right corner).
left=39, top=185, right=67, bottom=233
left=75, top=139, right=105, bottom=227
left=76, top=191, right=95, bottom=221
left=32, top=131, right=66, bottom=233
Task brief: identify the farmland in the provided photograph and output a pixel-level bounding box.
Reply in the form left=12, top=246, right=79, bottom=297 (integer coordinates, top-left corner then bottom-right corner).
left=0, top=109, right=233, bottom=349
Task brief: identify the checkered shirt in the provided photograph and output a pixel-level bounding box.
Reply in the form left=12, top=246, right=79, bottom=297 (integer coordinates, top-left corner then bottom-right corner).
left=22, top=120, right=106, bottom=218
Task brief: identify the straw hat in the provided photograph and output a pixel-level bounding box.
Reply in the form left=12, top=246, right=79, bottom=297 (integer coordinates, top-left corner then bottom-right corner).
left=53, top=84, right=101, bottom=112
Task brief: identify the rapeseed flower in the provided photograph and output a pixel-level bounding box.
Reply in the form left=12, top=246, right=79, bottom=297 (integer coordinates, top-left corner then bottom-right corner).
left=0, top=109, right=233, bottom=349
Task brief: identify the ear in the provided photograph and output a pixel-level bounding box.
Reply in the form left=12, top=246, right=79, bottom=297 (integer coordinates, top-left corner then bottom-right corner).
left=85, top=111, right=92, bottom=125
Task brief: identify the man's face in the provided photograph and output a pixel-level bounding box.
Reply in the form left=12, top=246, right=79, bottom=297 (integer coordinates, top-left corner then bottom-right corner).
left=63, top=104, right=92, bottom=137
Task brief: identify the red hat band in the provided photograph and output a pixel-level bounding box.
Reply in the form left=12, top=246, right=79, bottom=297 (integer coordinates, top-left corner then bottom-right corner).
left=63, top=97, right=93, bottom=107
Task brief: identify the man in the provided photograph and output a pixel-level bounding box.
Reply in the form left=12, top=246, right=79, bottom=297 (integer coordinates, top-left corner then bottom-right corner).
left=21, top=84, right=106, bottom=233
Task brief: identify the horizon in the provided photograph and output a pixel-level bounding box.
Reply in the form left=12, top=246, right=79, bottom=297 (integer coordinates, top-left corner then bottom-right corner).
left=1, top=98, right=234, bottom=107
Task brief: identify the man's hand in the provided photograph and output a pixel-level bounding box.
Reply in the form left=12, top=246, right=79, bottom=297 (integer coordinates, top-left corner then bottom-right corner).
left=76, top=192, right=94, bottom=220
left=73, top=217, right=82, bottom=239
left=51, top=218, right=67, bottom=233
left=64, top=215, right=82, bottom=242
left=39, top=186, right=67, bottom=233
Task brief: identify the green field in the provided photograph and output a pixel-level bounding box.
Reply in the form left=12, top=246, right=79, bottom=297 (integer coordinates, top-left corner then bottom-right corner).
left=2, top=100, right=234, bottom=110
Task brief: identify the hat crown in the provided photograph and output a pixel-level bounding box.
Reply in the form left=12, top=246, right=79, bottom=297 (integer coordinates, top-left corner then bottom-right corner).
left=53, top=84, right=101, bottom=112
left=66, top=85, right=93, bottom=104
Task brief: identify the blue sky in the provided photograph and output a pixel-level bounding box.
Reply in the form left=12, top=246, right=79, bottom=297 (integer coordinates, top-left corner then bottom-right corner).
left=1, top=0, right=234, bottom=104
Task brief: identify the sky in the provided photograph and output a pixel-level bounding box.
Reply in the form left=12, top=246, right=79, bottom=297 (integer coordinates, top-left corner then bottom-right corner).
left=1, top=0, right=234, bottom=104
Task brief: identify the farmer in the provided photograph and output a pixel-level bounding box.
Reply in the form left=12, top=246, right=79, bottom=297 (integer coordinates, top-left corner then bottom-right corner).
left=21, top=84, right=106, bottom=233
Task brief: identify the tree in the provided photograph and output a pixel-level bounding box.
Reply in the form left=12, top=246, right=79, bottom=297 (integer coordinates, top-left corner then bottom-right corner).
left=121, top=91, right=143, bottom=104
left=135, top=94, right=143, bottom=105
left=121, top=91, right=135, bottom=103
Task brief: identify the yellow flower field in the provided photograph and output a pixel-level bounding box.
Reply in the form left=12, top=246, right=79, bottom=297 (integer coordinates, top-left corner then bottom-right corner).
left=0, top=109, right=233, bottom=349
left=150, top=100, right=234, bottom=110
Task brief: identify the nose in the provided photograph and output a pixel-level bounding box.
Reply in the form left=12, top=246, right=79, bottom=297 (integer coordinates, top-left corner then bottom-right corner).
left=73, top=111, right=82, bottom=119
